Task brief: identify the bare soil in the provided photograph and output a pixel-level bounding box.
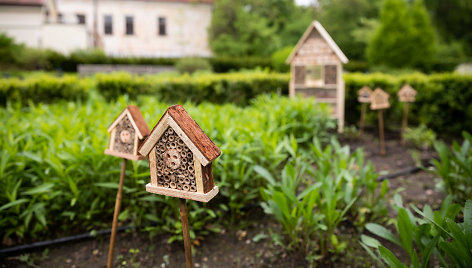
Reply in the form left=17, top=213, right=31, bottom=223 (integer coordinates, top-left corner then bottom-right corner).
left=0, top=131, right=446, bottom=268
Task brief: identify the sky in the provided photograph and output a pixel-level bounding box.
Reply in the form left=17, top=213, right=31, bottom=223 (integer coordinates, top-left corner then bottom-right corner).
left=295, top=0, right=317, bottom=6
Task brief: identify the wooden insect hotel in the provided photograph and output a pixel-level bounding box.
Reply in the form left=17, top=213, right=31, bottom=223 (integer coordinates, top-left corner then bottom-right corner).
left=105, top=106, right=151, bottom=160
left=358, top=86, right=373, bottom=103
left=370, top=88, right=390, bottom=110
left=286, top=20, right=348, bottom=132
left=139, top=105, right=221, bottom=202
left=398, top=84, right=417, bottom=103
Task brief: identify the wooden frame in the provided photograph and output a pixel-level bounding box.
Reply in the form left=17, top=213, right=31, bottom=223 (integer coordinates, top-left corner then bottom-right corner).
left=398, top=84, right=417, bottom=103
left=139, top=105, right=221, bottom=203
left=104, top=106, right=150, bottom=161
left=370, top=88, right=390, bottom=110
left=286, top=21, right=348, bottom=133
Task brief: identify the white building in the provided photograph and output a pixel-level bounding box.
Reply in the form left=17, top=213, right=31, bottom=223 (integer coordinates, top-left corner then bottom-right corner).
left=0, top=0, right=213, bottom=57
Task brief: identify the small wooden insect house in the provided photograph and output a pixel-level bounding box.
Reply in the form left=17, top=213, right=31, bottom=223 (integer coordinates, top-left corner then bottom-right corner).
left=398, top=84, right=417, bottom=144
left=286, top=20, right=348, bottom=132
left=357, top=86, right=373, bottom=134
left=105, top=106, right=151, bottom=160
left=139, top=104, right=221, bottom=202
left=104, top=105, right=150, bottom=268
left=139, top=105, right=221, bottom=267
left=370, top=88, right=390, bottom=155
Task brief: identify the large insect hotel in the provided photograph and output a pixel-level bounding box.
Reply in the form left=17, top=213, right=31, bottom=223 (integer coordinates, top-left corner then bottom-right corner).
left=139, top=105, right=221, bottom=202
left=286, top=20, right=348, bottom=132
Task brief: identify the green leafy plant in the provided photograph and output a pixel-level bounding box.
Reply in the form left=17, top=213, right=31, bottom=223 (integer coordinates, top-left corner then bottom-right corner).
left=404, top=124, right=436, bottom=150
left=432, top=131, right=472, bottom=204
left=259, top=138, right=387, bottom=262
left=174, top=57, right=212, bottom=74
left=361, top=195, right=471, bottom=267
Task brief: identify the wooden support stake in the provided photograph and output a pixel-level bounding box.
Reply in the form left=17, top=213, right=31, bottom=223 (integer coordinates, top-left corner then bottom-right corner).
left=378, top=110, right=386, bottom=155
left=107, top=158, right=127, bottom=268
left=179, top=198, right=193, bottom=268
left=360, top=103, right=366, bottom=136
left=401, top=102, right=409, bottom=145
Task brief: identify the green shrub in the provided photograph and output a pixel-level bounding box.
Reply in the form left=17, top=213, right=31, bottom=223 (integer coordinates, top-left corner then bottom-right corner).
left=209, top=56, right=273, bottom=72
left=0, top=75, right=90, bottom=105
left=175, top=57, right=212, bottom=74
left=432, top=131, right=472, bottom=204
left=95, top=71, right=290, bottom=104
left=361, top=195, right=471, bottom=267
left=271, top=46, right=293, bottom=72
left=404, top=124, right=436, bottom=149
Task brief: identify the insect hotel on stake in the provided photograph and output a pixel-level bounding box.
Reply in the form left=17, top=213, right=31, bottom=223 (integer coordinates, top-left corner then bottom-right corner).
left=139, top=105, right=221, bottom=202
left=105, top=105, right=150, bottom=160
left=286, top=20, right=348, bottom=132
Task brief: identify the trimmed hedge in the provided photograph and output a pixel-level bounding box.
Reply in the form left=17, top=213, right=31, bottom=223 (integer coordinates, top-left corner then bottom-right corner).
left=0, top=75, right=90, bottom=105
left=95, top=72, right=289, bottom=105
left=344, top=72, right=472, bottom=135
left=1, top=71, right=471, bottom=135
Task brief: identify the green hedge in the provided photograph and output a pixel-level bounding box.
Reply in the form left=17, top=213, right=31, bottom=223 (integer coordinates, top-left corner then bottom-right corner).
left=0, top=75, right=89, bottom=105
left=95, top=72, right=289, bottom=105
left=1, top=71, right=471, bottom=135
left=344, top=72, right=472, bottom=135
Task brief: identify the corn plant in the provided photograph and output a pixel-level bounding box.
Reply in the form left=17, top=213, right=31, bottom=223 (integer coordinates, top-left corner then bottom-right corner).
left=361, top=195, right=471, bottom=267
left=432, top=131, right=472, bottom=204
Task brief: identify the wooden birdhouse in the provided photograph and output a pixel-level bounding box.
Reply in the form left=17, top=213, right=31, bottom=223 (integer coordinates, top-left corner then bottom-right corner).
left=370, top=88, right=390, bottom=110
left=139, top=105, right=221, bottom=202
left=105, top=106, right=151, bottom=160
left=358, top=86, right=373, bottom=103
left=286, top=20, right=348, bottom=132
left=398, top=84, right=417, bottom=102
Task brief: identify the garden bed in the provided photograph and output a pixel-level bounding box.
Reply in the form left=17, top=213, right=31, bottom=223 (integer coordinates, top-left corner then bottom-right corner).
left=0, top=130, right=446, bottom=267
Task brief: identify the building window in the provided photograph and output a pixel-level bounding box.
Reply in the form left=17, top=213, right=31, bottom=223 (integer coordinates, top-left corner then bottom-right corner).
left=104, top=15, right=113, bottom=35
left=158, top=17, right=166, bottom=36
left=77, top=14, right=86, bottom=25
left=125, top=16, right=134, bottom=35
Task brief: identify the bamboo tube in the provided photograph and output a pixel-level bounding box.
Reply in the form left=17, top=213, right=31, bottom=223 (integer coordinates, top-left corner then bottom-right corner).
left=107, top=158, right=127, bottom=268
left=179, top=199, right=193, bottom=268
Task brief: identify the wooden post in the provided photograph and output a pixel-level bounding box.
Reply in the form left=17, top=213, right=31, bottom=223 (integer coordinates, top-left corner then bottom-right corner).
left=360, top=103, right=366, bottom=135
left=378, top=110, right=385, bottom=155
left=401, top=102, right=409, bottom=145
left=107, top=158, right=127, bottom=268
left=179, top=198, right=193, bottom=268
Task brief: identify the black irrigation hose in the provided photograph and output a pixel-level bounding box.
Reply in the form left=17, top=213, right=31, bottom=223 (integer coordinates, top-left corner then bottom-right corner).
left=1, top=158, right=437, bottom=257
left=0, top=225, right=134, bottom=257
left=376, top=159, right=434, bottom=181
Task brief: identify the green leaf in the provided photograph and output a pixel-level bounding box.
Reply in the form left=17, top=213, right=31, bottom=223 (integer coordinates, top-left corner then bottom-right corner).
left=366, top=223, right=401, bottom=246
left=361, top=235, right=381, bottom=248
left=0, top=198, right=29, bottom=211
left=378, top=246, right=407, bottom=268
left=464, top=200, right=472, bottom=243
left=397, top=208, right=415, bottom=262
left=253, top=165, right=275, bottom=185
left=421, top=235, right=439, bottom=268
left=24, top=183, right=54, bottom=195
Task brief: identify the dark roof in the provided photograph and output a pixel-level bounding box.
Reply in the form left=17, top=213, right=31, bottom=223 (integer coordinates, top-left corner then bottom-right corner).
left=0, top=0, right=44, bottom=6
left=127, top=105, right=151, bottom=138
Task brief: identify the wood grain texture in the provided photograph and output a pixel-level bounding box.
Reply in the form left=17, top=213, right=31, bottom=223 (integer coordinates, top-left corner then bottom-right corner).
left=149, top=147, right=158, bottom=186
left=104, top=149, right=146, bottom=160
left=201, top=163, right=214, bottom=193
left=127, top=105, right=151, bottom=138
left=138, top=113, right=168, bottom=156
left=167, top=105, right=221, bottom=164
left=194, top=155, right=204, bottom=193
left=179, top=199, right=193, bottom=268
left=146, top=183, right=219, bottom=202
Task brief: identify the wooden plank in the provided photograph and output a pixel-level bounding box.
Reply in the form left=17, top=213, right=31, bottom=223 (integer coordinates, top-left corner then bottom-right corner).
left=146, top=184, right=219, bottom=202
left=133, top=133, right=139, bottom=156
left=139, top=114, right=168, bottom=156
left=179, top=199, right=193, bottom=268
left=149, top=147, right=157, bottom=186
left=109, top=128, right=116, bottom=152
left=201, top=163, right=215, bottom=193
left=104, top=149, right=146, bottom=161
left=194, top=154, right=203, bottom=193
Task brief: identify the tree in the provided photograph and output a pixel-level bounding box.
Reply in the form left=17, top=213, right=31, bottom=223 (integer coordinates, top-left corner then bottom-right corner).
left=367, top=0, right=436, bottom=69
left=410, top=0, right=436, bottom=68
